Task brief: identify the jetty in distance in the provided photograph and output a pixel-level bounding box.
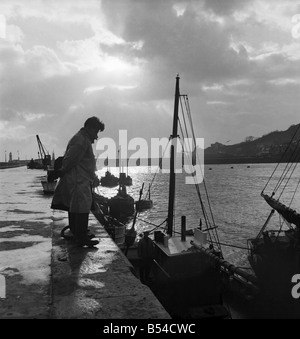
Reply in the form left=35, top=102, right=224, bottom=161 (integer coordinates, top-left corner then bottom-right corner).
left=0, top=160, right=28, bottom=169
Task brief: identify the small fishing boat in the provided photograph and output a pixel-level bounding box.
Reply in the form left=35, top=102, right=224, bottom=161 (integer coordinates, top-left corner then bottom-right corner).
left=27, top=159, right=44, bottom=169
left=135, top=184, right=153, bottom=211
left=108, top=184, right=135, bottom=219
left=247, top=133, right=300, bottom=317
left=118, top=152, right=133, bottom=186
left=119, top=172, right=133, bottom=186
left=135, top=200, right=153, bottom=211
left=100, top=171, right=119, bottom=188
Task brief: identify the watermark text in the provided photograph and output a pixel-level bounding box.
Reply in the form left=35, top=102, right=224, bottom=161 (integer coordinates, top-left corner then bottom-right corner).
left=291, top=274, right=300, bottom=299
left=96, top=130, right=204, bottom=184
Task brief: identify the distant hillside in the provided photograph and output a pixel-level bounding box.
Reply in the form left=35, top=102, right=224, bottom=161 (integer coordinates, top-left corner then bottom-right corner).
left=205, top=124, right=300, bottom=164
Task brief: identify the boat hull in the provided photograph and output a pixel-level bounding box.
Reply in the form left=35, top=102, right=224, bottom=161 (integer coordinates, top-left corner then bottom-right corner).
left=100, top=178, right=119, bottom=187
left=151, top=246, right=224, bottom=318
left=119, top=173, right=133, bottom=186
left=135, top=200, right=153, bottom=211
left=248, top=233, right=300, bottom=317
left=100, top=171, right=119, bottom=187
left=109, top=196, right=135, bottom=218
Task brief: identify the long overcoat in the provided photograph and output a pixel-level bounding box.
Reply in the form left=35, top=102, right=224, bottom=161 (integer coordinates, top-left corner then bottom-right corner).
left=51, top=128, right=97, bottom=213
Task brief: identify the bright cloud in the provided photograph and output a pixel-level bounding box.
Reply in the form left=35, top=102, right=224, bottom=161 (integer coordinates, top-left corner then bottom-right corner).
left=0, top=0, right=300, bottom=161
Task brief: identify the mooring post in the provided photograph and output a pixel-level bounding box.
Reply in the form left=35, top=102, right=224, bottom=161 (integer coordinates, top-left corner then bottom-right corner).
left=181, top=215, right=186, bottom=241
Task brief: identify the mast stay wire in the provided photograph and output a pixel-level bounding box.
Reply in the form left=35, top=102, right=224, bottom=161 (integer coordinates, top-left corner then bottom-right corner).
left=178, top=98, right=218, bottom=248
left=178, top=116, right=214, bottom=241
left=276, top=139, right=300, bottom=201
left=178, top=119, right=212, bottom=238
left=142, top=138, right=172, bottom=201
left=183, top=95, right=223, bottom=253
left=178, top=94, right=223, bottom=255
left=274, top=136, right=300, bottom=192
left=133, top=139, right=173, bottom=233
left=289, top=177, right=300, bottom=208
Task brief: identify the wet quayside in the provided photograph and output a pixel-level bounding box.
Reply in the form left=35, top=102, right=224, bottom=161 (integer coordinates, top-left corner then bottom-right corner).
left=0, top=213, right=170, bottom=319
left=0, top=167, right=169, bottom=319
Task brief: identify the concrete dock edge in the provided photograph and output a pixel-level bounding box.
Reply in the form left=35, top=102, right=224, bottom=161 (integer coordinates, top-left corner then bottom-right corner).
left=50, top=215, right=171, bottom=319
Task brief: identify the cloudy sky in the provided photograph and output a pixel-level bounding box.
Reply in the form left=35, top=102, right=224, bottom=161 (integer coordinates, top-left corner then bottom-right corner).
left=1, top=0, right=300, bottom=161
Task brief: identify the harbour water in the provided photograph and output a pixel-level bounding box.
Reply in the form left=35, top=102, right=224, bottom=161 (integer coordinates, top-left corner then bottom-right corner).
left=1, top=162, right=300, bottom=271
left=96, top=162, right=300, bottom=269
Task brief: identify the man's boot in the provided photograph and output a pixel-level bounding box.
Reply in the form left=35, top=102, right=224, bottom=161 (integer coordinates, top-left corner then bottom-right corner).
left=68, top=212, right=95, bottom=240
left=74, top=213, right=99, bottom=247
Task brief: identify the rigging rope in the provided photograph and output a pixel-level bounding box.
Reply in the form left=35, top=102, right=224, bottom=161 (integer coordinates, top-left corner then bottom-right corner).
left=136, top=217, right=168, bottom=234
left=184, top=96, right=223, bottom=253
left=274, top=137, right=300, bottom=197
left=290, top=178, right=300, bottom=208
left=207, top=240, right=249, bottom=251
left=143, top=138, right=172, bottom=200
left=178, top=94, right=223, bottom=255
left=278, top=158, right=300, bottom=201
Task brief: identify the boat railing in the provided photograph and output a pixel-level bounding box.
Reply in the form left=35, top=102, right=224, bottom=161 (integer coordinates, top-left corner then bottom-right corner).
left=192, top=241, right=260, bottom=296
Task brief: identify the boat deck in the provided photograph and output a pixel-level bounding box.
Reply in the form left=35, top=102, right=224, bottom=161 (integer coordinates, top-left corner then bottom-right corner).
left=154, top=236, right=195, bottom=256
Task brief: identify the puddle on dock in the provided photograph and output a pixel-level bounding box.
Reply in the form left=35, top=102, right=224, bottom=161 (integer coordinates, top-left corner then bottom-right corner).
left=0, top=238, right=51, bottom=286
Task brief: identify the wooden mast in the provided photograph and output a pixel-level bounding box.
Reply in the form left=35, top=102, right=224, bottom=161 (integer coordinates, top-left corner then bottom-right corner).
left=167, top=75, right=180, bottom=236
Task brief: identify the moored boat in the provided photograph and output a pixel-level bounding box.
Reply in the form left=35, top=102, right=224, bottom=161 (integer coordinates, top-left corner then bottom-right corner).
left=142, top=76, right=229, bottom=318
left=135, top=184, right=153, bottom=211
left=135, top=199, right=153, bottom=211
left=246, top=127, right=300, bottom=318
left=108, top=184, right=135, bottom=219
left=100, top=171, right=119, bottom=188
left=119, top=172, right=133, bottom=186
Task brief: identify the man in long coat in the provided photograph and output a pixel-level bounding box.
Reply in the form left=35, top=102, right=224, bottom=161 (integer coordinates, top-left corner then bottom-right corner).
left=51, top=116, right=105, bottom=247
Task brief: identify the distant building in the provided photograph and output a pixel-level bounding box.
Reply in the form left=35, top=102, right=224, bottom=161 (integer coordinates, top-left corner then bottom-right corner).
left=9, top=152, right=12, bottom=162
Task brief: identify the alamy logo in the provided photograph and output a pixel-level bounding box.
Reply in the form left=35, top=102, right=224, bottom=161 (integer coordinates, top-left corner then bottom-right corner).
left=96, top=130, right=205, bottom=184
left=0, top=274, right=6, bottom=299
left=291, top=274, right=300, bottom=299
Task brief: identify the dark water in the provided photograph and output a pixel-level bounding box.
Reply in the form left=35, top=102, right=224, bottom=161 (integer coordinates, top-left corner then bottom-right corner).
left=2, top=163, right=300, bottom=270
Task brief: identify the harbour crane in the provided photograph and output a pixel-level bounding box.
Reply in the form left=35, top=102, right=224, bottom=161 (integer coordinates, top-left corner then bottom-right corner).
left=36, top=135, right=51, bottom=170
